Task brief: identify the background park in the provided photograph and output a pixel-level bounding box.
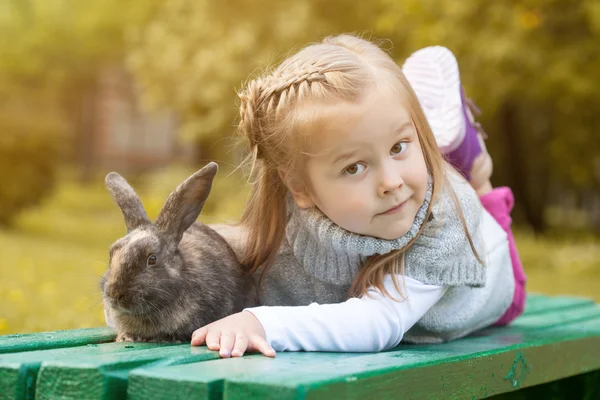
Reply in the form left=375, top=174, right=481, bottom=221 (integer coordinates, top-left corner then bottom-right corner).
left=1, top=0, right=599, bottom=335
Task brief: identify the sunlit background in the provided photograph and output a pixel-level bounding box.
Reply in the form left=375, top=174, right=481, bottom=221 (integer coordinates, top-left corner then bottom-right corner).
left=1, top=0, right=599, bottom=334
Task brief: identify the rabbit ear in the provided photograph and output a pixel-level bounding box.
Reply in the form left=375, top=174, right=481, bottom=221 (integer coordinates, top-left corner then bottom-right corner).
left=105, top=172, right=151, bottom=232
left=155, top=162, right=218, bottom=244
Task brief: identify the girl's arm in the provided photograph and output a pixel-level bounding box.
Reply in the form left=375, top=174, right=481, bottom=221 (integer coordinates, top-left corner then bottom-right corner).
left=244, top=276, right=446, bottom=352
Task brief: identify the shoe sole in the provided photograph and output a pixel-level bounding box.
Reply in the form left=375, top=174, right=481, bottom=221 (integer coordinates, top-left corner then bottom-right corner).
left=402, top=46, right=465, bottom=152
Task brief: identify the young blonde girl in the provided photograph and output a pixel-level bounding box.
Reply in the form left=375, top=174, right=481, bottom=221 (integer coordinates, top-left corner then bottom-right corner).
left=191, top=34, right=526, bottom=358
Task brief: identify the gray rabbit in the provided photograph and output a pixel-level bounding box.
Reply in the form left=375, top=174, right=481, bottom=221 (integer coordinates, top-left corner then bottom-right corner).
left=101, top=162, right=256, bottom=342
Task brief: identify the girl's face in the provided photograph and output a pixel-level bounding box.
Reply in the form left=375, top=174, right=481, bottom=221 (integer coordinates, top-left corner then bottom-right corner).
left=291, top=86, right=429, bottom=240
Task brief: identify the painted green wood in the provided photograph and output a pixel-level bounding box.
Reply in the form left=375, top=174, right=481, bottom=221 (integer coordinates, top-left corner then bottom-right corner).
left=472, top=301, right=600, bottom=336
left=128, top=353, right=366, bottom=400
left=34, top=344, right=219, bottom=400
left=1, top=294, right=597, bottom=400
left=521, top=294, right=595, bottom=316
left=223, top=317, right=600, bottom=400
left=489, top=369, right=600, bottom=399
left=0, top=327, right=116, bottom=354
left=126, top=303, right=600, bottom=400
left=0, top=341, right=172, bottom=400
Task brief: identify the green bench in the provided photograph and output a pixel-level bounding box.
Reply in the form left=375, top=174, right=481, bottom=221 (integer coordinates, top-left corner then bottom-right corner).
left=2, top=294, right=600, bottom=400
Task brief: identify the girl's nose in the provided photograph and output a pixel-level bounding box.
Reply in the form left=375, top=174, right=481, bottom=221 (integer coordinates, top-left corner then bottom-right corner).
left=378, top=166, right=404, bottom=197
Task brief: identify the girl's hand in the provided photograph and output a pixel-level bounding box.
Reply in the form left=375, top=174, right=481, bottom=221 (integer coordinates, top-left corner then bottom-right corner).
left=190, top=311, right=276, bottom=358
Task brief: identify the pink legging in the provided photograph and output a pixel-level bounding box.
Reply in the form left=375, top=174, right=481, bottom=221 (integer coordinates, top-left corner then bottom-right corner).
left=479, top=187, right=527, bottom=325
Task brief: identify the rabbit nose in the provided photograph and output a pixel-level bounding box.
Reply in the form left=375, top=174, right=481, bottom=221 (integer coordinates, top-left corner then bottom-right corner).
left=106, top=288, right=123, bottom=304
left=114, top=294, right=126, bottom=304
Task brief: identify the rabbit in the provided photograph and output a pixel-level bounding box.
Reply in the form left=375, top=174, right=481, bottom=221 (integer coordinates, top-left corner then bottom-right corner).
left=101, top=162, right=257, bottom=342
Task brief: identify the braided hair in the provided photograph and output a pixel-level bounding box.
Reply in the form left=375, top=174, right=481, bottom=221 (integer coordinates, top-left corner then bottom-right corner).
left=235, top=34, right=453, bottom=300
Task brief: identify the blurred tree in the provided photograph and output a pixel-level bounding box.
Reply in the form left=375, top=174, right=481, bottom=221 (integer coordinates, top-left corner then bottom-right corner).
left=126, top=0, right=319, bottom=163
left=0, top=85, right=65, bottom=225
left=0, top=0, right=161, bottom=225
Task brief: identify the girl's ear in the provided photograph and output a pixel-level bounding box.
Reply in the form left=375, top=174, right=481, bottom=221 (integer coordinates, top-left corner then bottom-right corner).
left=278, top=169, right=314, bottom=209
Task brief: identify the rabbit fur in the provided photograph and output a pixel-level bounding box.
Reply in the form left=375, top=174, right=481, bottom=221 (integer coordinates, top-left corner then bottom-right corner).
left=101, top=162, right=256, bottom=342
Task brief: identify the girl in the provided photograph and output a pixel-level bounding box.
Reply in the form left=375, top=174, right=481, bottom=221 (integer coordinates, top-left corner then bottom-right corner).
left=191, top=34, right=527, bottom=358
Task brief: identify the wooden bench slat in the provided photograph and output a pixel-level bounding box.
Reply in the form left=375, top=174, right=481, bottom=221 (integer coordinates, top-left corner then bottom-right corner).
left=223, top=316, right=600, bottom=400
left=469, top=300, right=600, bottom=337
left=522, top=294, right=595, bottom=316
left=0, top=342, right=180, bottom=400
left=126, top=302, right=600, bottom=400
left=2, top=294, right=598, bottom=400
left=127, top=328, right=600, bottom=400
left=0, top=327, right=116, bottom=354
left=128, top=353, right=366, bottom=400
left=34, top=344, right=219, bottom=400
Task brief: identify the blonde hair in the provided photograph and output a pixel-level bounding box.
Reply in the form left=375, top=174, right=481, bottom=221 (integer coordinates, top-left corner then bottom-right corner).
left=236, top=33, right=480, bottom=299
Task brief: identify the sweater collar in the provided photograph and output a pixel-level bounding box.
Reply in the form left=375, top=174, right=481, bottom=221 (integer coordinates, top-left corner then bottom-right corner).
left=285, top=172, right=486, bottom=288
left=285, top=178, right=433, bottom=285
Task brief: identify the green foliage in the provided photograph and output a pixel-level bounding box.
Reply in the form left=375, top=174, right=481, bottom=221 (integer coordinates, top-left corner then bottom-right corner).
left=0, top=86, right=66, bottom=225
left=126, top=0, right=318, bottom=162
left=1, top=0, right=597, bottom=230
left=0, top=0, right=163, bottom=224
left=0, top=0, right=162, bottom=82
left=1, top=0, right=599, bottom=230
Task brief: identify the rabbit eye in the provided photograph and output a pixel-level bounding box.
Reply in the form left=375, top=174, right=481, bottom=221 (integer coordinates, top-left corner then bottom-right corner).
left=147, top=255, right=157, bottom=266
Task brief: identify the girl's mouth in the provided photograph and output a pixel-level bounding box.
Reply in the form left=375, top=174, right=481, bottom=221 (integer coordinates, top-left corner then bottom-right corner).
left=379, top=200, right=408, bottom=215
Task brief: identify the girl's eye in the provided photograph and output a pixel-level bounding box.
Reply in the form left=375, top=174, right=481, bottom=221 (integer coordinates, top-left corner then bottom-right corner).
left=344, top=163, right=366, bottom=176
left=147, top=255, right=157, bottom=266
left=391, top=142, right=408, bottom=155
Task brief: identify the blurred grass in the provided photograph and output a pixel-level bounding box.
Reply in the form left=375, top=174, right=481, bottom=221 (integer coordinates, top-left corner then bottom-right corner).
left=512, top=229, right=600, bottom=302
left=1, top=165, right=599, bottom=335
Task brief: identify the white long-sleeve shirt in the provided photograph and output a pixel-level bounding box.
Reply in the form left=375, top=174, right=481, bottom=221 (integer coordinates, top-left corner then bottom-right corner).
left=210, top=173, right=514, bottom=349
left=245, top=276, right=447, bottom=352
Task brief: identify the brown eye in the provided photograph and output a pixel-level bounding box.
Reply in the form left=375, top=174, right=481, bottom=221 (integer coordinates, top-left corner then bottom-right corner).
left=147, top=255, right=157, bottom=266
left=391, top=142, right=407, bottom=155
left=343, top=163, right=365, bottom=176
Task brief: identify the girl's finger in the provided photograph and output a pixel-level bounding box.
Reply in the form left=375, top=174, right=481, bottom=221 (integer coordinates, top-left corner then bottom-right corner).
left=219, top=331, right=235, bottom=358
left=231, top=333, right=249, bottom=357
left=249, top=335, right=276, bottom=358
left=205, top=330, right=222, bottom=351
left=190, top=327, right=208, bottom=346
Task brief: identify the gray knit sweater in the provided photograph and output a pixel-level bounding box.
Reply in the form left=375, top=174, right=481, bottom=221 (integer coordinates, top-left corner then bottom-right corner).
left=215, top=172, right=514, bottom=344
